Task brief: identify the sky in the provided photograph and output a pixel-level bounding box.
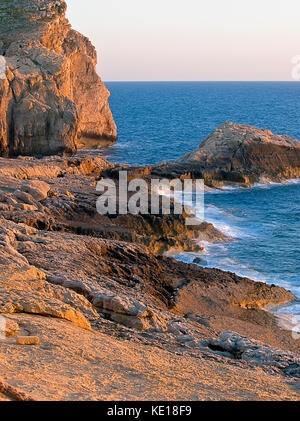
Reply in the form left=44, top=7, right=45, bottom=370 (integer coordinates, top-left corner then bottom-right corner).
left=67, top=0, right=300, bottom=81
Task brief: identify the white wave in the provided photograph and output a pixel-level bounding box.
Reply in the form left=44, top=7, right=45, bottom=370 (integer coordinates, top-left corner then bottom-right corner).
left=208, top=258, right=268, bottom=282
left=274, top=313, right=299, bottom=332
left=204, top=204, right=247, bottom=239
left=284, top=178, right=300, bottom=185
left=205, top=178, right=300, bottom=195
left=219, top=185, right=243, bottom=191
left=273, top=301, right=300, bottom=315
left=205, top=203, right=231, bottom=217
left=205, top=186, right=245, bottom=195
left=176, top=246, right=270, bottom=285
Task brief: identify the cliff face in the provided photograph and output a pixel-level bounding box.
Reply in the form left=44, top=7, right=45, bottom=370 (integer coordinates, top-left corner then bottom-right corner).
left=0, top=0, right=117, bottom=157
left=177, top=122, right=300, bottom=185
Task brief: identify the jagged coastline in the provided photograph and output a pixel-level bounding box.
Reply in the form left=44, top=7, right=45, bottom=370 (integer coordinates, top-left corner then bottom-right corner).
left=0, top=1, right=299, bottom=402
left=0, top=153, right=299, bottom=400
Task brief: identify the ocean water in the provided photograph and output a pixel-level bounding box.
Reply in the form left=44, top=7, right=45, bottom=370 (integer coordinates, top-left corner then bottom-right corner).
left=102, top=81, right=300, bottom=166
left=96, top=82, right=300, bottom=316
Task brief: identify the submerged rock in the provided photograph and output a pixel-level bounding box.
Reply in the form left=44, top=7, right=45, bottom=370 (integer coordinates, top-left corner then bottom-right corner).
left=0, top=0, right=117, bottom=157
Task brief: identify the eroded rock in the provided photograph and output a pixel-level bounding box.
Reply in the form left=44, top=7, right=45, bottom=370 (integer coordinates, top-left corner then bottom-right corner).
left=177, top=122, right=300, bottom=186
left=208, top=331, right=300, bottom=377
left=17, top=336, right=40, bottom=346
left=0, top=218, right=95, bottom=330
left=0, top=0, right=117, bottom=157
left=21, top=180, right=50, bottom=201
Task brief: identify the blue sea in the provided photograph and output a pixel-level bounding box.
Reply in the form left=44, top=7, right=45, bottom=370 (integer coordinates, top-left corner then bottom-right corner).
left=98, top=82, right=300, bottom=318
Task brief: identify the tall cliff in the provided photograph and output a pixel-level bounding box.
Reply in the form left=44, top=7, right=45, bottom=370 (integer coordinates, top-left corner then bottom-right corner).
left=0, top=0, right=117, bottom=156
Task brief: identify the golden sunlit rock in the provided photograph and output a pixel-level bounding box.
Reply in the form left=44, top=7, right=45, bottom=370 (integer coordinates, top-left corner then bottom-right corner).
left=0, top=0, right=117, bottom=157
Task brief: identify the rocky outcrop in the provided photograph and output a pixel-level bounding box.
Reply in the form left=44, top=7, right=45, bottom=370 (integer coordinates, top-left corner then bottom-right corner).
left=0, top=0, right=117, bottom=157
left=103, top=122, right=300, bottom=188
left=176, top=122, right=300, bottom=186
left=0, top=154, right=113, bottom=179
left=0, top=155, right=299, bottom=400
left=0, top=154, right=226, bottom=253
left=0, top=218, right=95, bottom=329
left=208, top=331, right=300, bottom=377
left=0, top=378, right=35, bottom=401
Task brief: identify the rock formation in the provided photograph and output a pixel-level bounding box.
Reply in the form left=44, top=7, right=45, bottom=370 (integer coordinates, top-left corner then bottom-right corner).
left=0, top=154, right=299, bottom=400
left=103, top=123, right=300, bottom=189
left=177, top=122, right=300, bottom=186
left=0, top=0, right=117, bottom=157
left=208, top=331, right=300, bottom=376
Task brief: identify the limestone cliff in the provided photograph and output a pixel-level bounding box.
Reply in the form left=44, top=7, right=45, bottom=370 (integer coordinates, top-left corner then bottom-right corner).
left=0, top=0, right=117, bottom=156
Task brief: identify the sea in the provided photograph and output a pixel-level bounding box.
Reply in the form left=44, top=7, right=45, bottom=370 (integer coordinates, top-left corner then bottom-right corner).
left=90, top=82, right=300, bottom=320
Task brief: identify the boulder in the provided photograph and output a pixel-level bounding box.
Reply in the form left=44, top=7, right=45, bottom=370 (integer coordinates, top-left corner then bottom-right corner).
left=93, top=293, right=168, bottom=331
left=21, top=180, right=50, bottom=201
left=208, top=331, right=300, bottom=377
left=17, top=336, right=40, bottom=346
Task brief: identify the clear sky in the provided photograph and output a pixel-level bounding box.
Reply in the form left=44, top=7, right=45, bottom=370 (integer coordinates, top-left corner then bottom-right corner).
left=67, top=0, right=300, bottom=81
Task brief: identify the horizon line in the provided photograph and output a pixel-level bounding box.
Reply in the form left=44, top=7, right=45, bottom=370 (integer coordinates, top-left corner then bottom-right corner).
left=103, top=80, right=298, bottom=83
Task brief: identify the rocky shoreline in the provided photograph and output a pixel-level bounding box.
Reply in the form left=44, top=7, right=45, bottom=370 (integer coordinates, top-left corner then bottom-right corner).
left=0, top=153, right=299, bottom=400
left=0, top=0, right=300, bottom=402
